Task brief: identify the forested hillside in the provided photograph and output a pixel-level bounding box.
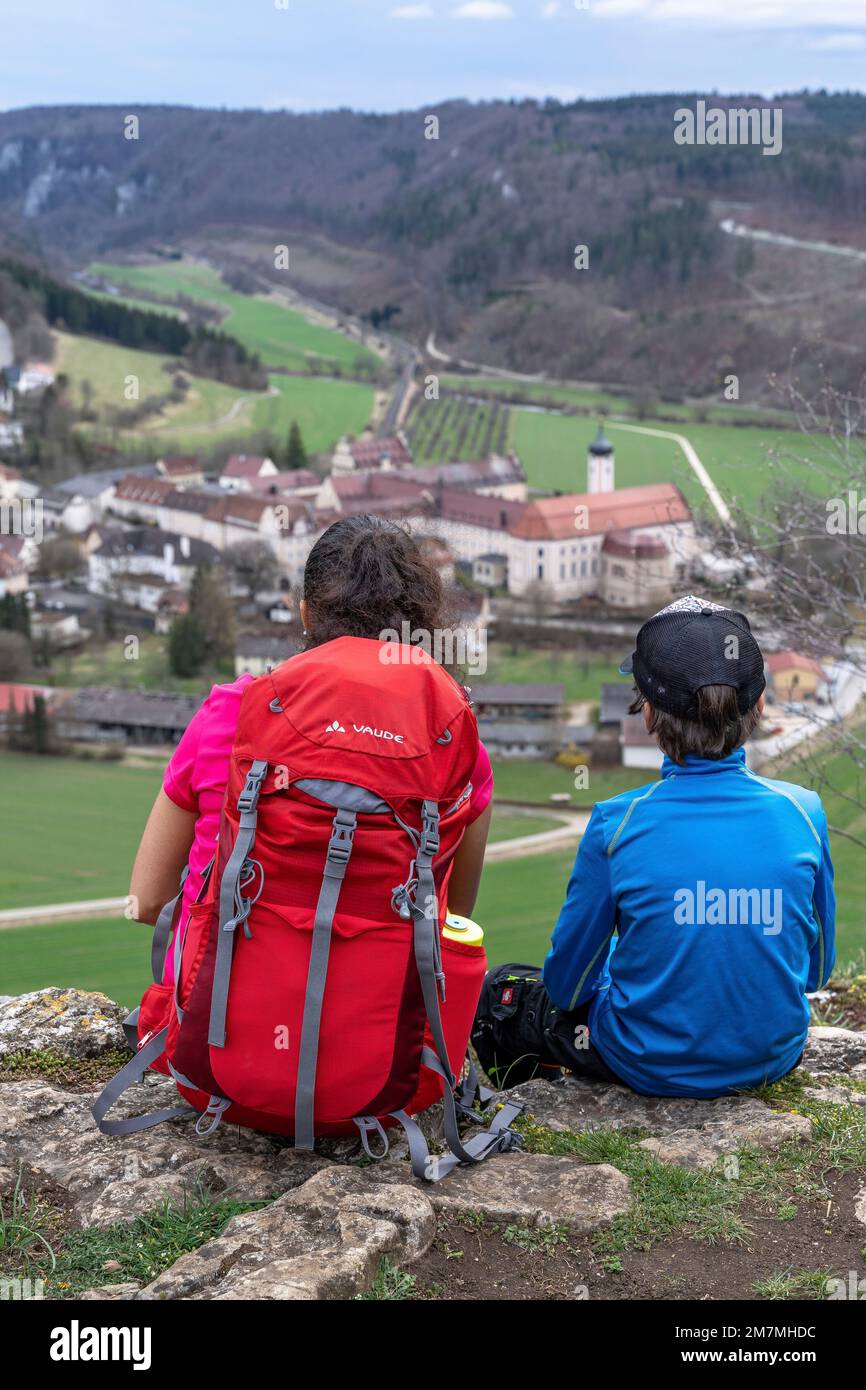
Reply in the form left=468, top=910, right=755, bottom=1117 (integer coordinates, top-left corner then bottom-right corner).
left=1, top=93, right=864, bottom=396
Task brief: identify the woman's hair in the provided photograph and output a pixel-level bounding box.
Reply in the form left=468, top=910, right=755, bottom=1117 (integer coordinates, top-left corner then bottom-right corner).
left=301, top=514, right=447, bottom=648
left=628, top=684, right=762, bottom=764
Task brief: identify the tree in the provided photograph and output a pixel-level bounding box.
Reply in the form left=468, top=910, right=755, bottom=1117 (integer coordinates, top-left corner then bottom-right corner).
left=0, top=630, right=31, bottom=680
left=225, top=540, right=279, bottom=599
left=168, top=612, right=207, bottom=678
left=0, top=593, right=30, bottom=638
left=718, top=373, right=866, bottom=851
left=285, top=420, right=308, bottom=471
left=188, top=565, right=236, bottom=667
left=36, top=537, right=84, bottom=582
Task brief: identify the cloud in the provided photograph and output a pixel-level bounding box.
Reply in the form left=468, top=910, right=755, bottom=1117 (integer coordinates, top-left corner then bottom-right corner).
left=390, top=3, right=435, bottom=16
left=809, top=32, right=866, bottom=51
left=540, top=1, right=561, bottom=17
left=451, top=2, right=514, bottom=19
left=592, top=0, right=866, bottom=25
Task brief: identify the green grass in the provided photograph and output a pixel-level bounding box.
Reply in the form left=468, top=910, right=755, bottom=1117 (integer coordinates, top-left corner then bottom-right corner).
left=516, top=1068, right=866, bottom=1261
left=488, top=811, right=563, bottom=842
left=87, top=259, right=379, bottom=375
left=483, top=643, right=625, bottom=703
left=0, top=753, right=162, bottom=909
left=440, top=374, right=788, bottom=427
left=502, top=398, right=843, bottom=518
left=46, top=633, right=226, bottom=694
left=774, top=730, right=866, bottom=960
left=0, top=917, right=152, bottom=1011
left=490, top=759, right=646, bottom=806
left=2, top=1180, right=269, bottom=1298
left=475, top=848, right=577, bottom=967
left=58, top=331, right=374, bottom=453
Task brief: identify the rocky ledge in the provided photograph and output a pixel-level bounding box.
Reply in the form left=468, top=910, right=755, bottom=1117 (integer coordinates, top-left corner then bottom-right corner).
left=1, top=989, right=864, bottom=1300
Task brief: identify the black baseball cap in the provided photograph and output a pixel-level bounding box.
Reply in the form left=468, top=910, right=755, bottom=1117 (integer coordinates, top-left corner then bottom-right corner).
left=619, top=595, right=766, bottom=719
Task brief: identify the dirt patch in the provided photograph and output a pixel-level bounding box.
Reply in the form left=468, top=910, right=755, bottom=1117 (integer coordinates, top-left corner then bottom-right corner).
left=0, top=1161, right=81, bottom=1280
left=826, top=979, right=866, bottom=1032
left=412, top=1170, right=866, bottom=1301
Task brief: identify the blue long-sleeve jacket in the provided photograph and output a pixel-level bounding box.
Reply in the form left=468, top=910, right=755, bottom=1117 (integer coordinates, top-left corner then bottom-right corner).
left=543, top=748, right=836, bottom=1097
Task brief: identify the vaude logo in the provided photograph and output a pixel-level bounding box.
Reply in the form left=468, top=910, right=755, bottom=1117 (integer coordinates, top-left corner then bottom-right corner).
left=324, top=720, right=405, bottom=744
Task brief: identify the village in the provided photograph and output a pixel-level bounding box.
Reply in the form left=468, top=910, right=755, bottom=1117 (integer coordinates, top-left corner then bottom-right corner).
left=0, top=412, right=853, bottom=780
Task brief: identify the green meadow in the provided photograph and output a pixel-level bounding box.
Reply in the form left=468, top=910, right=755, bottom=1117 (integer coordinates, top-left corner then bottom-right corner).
left=58, top=327, right=374, bottom=454
left=508, top=407, right=827, bottom=517
left=86, top=259, right=379, bottom=375
left=1, top=742, right=863, bottom=1005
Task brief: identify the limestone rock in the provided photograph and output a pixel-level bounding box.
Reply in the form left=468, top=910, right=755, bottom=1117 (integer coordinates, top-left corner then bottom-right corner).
left=370, top=1150, right=632, bottom=1229
left=803, top=1083, right=866, bottom=1107
left=638, top=1106, right=811, bottom=1169
left=855, top=1187, right=866, bottom=1229
left=509, top=1076, right=812, bottom=1170
left=0, top=1077, right=328, bottom=1227
left=79, top=1283, right=141, bottom=1301
left=801, top=1026, right=866, bottom=1078
left=135, top=1167, right=435, bottom=1301
left=0, top=989, right=128, bottom=1060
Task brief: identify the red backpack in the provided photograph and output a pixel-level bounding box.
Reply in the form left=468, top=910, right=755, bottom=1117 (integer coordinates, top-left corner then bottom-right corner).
left=94, top=637, right=523, bottom=1180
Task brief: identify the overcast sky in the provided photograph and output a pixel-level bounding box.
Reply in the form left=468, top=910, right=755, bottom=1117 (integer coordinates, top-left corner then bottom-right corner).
left=2, top=0, right=865, bottom=113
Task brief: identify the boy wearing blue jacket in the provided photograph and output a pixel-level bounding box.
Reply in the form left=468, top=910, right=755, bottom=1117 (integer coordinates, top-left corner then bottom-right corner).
left=472, top=597, right=836, bottom=1098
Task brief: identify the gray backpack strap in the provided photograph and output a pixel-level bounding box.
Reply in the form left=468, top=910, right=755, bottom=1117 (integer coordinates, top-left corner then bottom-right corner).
left=149, top=865, right=190, bottom=985
left=148, top=857, right=215, bottom=989
left=92, top=1027, right=194, bottom=1136
left=411, top=801, right=452, bottom=1080
left=208, top=760, right=268, bottom=1048
left=399, top=799, right=524, bottom=1180
left=294, top=806, right=358, bottom=1151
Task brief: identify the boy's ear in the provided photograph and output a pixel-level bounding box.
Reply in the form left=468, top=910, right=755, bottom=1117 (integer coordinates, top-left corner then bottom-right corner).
left=299, top=597, right=310, bottom=632
left=757, top=693, right=765, bottom=714
left=643, top=700, right=653, bottom=731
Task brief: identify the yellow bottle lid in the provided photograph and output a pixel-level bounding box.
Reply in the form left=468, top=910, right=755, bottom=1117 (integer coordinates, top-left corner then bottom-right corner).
left=443, top=913, right=484, bottom=946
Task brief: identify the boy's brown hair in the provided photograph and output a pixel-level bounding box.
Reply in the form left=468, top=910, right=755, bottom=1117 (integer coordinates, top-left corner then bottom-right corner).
left=629, top=684, right=762, bottom=765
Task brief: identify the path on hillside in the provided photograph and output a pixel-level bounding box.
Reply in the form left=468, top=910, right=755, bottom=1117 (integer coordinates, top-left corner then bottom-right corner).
left=605, top=419, right=732, bottom=525
left=0, top=808, right=590, bottom=929
left=0, top=318, right=13, bottom=370
left=719, top=217, right=866, bottom=263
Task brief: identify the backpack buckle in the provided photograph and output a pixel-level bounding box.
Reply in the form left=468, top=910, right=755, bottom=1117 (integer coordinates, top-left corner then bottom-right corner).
left=237, top=759, right=268, bottom=814
left=420, top=813, right=440, bottom=857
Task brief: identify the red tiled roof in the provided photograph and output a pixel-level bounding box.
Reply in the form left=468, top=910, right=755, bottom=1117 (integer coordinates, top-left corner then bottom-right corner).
left=158, top=455, right=201, bottom=477
left=205, top=494, right=274, bottom=525
left=436, top=488, right=525, bottom=530
left=114, top=475, right=173, bottom=505
left=349, top=436, right=412, bottom=466
left=247, top=470, right=320, bottom=494
left=223, top=454, right=273, bottom=478
left=766, top=652, right=828, bottom=680
left=511, top=483, right=690, bottom=541
left=601, top=529, right=669, bottom=559
left=0, top=683, right=56, bottom=714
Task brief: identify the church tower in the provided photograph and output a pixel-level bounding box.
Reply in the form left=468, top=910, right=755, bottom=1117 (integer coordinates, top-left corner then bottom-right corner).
left=587, top=425, right=615, bottom=494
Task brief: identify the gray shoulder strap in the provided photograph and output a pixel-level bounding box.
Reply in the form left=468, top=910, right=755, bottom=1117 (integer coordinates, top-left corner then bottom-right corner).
left=293, top=807, right=358, bottom=1151
left=149, top=865, right=190, bottom=985
left=91, top=1027, right=194, bottom=1136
